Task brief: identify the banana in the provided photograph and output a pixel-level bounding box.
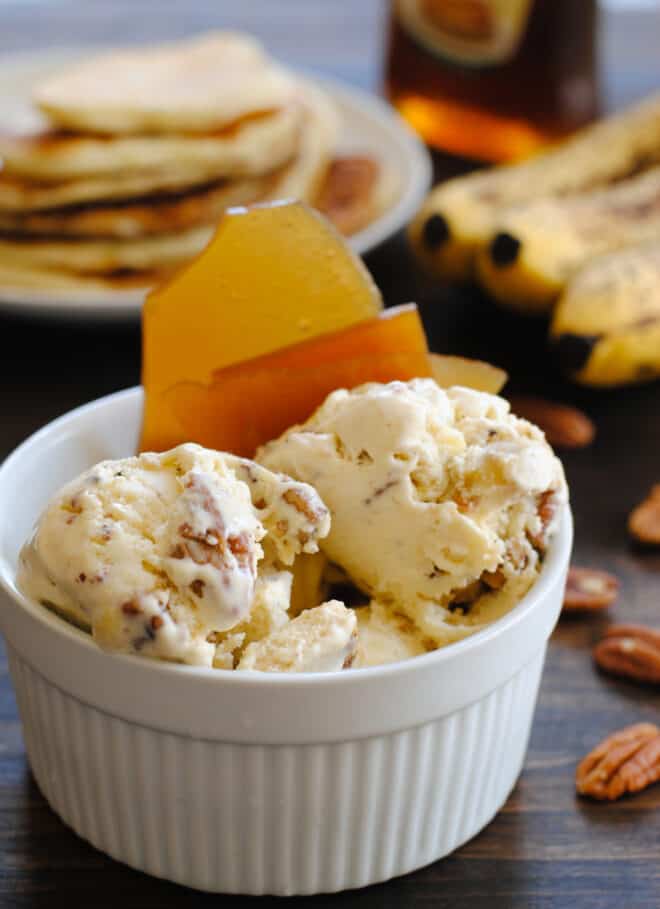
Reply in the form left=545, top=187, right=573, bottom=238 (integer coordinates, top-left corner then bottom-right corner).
left=549, top=242, right=660, bottom=387
left=476, top=166, right=660, bottom=314
left=408, top=92, right=660, bottom=283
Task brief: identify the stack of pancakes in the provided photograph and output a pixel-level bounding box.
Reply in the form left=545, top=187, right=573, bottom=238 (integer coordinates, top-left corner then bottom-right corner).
left=0, top=33, right=383, bottom=295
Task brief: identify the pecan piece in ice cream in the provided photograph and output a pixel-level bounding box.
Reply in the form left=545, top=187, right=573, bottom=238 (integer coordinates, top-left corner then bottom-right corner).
left=225, top=454, right=330, bottom=563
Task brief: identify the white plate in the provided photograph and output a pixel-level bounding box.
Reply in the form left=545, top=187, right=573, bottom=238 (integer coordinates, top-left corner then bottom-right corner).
left=0, top=47, right=432, bottom=321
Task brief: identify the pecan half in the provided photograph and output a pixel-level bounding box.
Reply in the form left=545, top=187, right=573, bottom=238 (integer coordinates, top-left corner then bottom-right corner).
left=594, top=624, right=660, bottom=685
left=563, top=567, right=619, bottom=612
left=315, top=156, right=379, bottom=236
left=576, top=722, right=660, bottom=800
left=628, top=484, right=660, bottom=545
left=563, top=567, right=619, bottom=611
left=508, top=395, right=595, bottom=449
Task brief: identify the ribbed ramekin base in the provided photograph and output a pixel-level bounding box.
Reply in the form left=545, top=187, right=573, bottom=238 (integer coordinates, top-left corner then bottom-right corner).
left=7, top=645, right=545, bottom=895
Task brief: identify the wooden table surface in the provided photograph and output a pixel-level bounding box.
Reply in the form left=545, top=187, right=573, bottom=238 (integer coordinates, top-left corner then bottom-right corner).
left=1, top=2, right=660, bottom=906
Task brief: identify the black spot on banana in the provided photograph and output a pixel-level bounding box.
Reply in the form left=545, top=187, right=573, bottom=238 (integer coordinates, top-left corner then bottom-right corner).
left=549, top=243, right=660, bottom=387
left=551, top=333, right=601, bottom=373
left=489, top=232, right=521, bottom=267
left=409, top=93, right=660, bottom=283
left=477, top=167, right=660, bottom=314
left=421, top=213, right=450, bottom=250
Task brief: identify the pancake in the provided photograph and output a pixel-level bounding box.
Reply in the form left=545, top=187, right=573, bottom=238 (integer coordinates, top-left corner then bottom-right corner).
left=0, top=114, right=332, bottom=272
left=0, top=153, right=395, bottom=290
left=265, top=81, right=339, bottom=204
left=0, top=89, right=336, bottom=273
left=0, top=103, right=302, bottom=182
left=0, top=261, right=169, bottom=294
left=0, top=81, right=335, bottom=213
left=0, top=68, right=397, bottom=285
left=0, top=224, right=216, bottom=274
left=0, top=80, right=337, bottom=233
left=34, top=33, right=297, bottom=134
left=0, top=172, right=281, bottom=239
left=0, top=153, right=394, bottom=279
left=0, top=162, right=265, bottom=213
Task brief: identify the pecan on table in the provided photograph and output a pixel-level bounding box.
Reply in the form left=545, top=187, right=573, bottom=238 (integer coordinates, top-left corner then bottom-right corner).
left=629, top=484, right=660, bottom=545
left=594, top=624, right=660, bottom=685
left=576, top=722, right=660, bottom=801
left=507, top=396, right=595, bottom=449
left=563, top=566, right=619, bottom=612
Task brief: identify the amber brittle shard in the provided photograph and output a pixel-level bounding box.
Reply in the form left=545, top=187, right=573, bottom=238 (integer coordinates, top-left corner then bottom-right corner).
left=141, top=201, right=383, bottom=452
left=429, top=353, right=507, bottom=394
left=164, top=304, right=432, bottom=457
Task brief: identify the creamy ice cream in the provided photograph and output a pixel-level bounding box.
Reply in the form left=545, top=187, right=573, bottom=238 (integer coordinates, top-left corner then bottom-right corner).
left=211, top=568, right=293, bottom=669
left=258, top=379, right=568, bottom=664
left=18, top=443, right=331, bottom=667
left=19, top=382, right=568, bottom=671
left=238, top=600, right=357, bottom=672
left=354, top=600, right=429, bottom=668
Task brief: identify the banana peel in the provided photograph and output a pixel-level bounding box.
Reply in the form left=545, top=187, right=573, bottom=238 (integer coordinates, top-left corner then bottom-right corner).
left=409, top=176, right=495, bottom=282
left=475, top=200, right=576, bottom=314
left=409, top=92, right=660, bottom=283
left=550, top=243, right=660, bottom=387
left=477, top=166, right=660, bottom=314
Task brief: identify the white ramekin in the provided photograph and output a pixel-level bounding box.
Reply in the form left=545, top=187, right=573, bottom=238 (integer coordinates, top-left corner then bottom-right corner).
left=0, top=388, right=572, bottom=895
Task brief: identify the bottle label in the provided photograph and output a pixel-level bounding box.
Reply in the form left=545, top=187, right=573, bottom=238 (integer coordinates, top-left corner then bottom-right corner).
left=396, top=0, right=534, bottom=67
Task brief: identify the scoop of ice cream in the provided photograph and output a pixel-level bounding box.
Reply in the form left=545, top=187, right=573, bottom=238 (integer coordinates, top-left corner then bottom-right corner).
left=258, top=379, right=567, bottom=648
left=238, top=600, right=357, bottom=672
left=18, top=443, right=330, bottom=666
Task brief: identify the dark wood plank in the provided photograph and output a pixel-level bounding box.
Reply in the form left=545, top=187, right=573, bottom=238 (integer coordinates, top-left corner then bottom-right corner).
left=1, top=3, right=660, bottom=907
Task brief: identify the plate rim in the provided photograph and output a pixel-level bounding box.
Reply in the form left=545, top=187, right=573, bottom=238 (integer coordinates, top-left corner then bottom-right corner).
left=0, top=45, right=432, bottom=320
